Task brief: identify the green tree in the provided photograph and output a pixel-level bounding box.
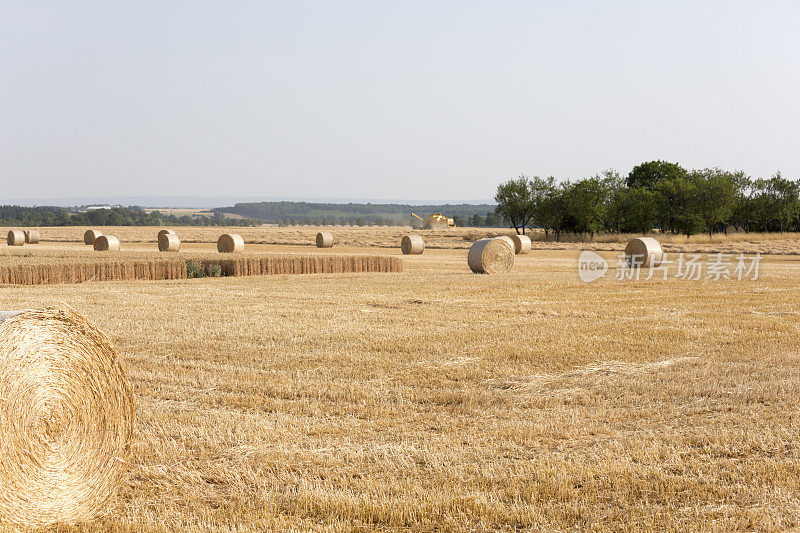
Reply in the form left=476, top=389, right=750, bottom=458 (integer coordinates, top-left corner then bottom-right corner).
left=606, top=186, right=657, bottom=233
left=529, top=176, right=557, bottom=237
left=561, top=176, right=608, bottom=237
left=654, top=176, right=701, bottom=237
left=751, top=179, right=774, bottom=231
left=691, top=168, right=737, bottom=236
left=538, top=182, right=570, bottom=241
left=494, top=176, right=535, bottom=234
left=627, top=160, right=688, bottom=189
left=730, top=173, right=755, bottom=232
left=767, top=172, right=800, bottom=232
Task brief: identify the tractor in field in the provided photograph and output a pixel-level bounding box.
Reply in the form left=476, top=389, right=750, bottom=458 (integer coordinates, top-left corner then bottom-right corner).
left=411, top=213, right=455, bottom=230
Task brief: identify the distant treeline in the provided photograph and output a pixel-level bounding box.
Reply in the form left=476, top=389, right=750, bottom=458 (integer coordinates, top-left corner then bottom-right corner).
left=216, top=202, right=503, bottom=227
left=0, top=203, right=503, bottom=228
left=0, top=206, right=260, bottom=227
left=494, top=161, right=800, bottom=239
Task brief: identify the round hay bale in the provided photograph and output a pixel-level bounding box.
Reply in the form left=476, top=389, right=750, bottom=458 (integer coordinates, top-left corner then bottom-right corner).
left=0, top=307, right=135, bottom=527
left=7, top=230, right=25, bottom=246
left=511, top=234, right=531, bottom=254
left=625, top=237, right=663, bottom=268
left=93, top=235, right=120, bottom=252
left=83, top=230, right=103, bottom=245
left=217, top=233, right=244, bottom=253
left=158, top=233, right=180, bottom=252
left=496, top=235, right=515, bottom=249
left=468, top=237, right=515, bottom=274
left=157, top=229, right=176, bottom=240
left=401, top=234, right=424, bottom=255
left=24, top=230, right=40, bottom=245
left=316, top=231, right=334, bottom=248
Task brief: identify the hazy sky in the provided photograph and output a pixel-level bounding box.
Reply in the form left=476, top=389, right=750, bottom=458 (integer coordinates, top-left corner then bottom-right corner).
left=2, top=1, right=799, bottom=202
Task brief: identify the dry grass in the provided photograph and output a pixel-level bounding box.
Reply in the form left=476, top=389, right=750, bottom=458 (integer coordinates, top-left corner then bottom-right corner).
left=0, top=233, right=799, bottom=530
left=12, top=225, right=800, bottom=256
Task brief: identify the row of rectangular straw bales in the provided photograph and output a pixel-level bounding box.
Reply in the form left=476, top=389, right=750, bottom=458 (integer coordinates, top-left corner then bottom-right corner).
left=0, top=260, right=188, bottom=285
left=210, top=255, right=403, bottom=276
left=0, top=255, right=402, bottom=285
left=6, top=230, right=40, bottom=246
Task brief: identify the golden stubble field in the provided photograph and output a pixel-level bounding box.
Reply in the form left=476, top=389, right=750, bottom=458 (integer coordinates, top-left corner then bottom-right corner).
left=1, top=227, right=800, bottom=531
left=8, top=225, right=800, bottom=255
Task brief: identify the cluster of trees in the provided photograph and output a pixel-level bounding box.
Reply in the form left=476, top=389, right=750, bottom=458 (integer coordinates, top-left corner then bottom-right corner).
left=273, top=211, right=503, bottom=227
left=0, top=203, right=506, bottom=228
left=277, top=216, right=401, bottom=227
left=462, top=212, right=502, bottom=227
left=495, top=161, right=800, bottom=239
left=0, top=206, right=259, bottom=227
left=222, top=201, right=500, bottom=226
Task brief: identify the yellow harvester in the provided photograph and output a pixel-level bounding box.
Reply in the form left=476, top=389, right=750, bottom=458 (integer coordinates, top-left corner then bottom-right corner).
left=411, top=213, right=455, bottom=230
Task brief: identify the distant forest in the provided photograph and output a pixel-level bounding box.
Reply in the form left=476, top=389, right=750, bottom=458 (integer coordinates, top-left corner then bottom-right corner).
left=0, top=203, right=503, bottom=228
left=216, top=202, right=502, bottom=227
left=0, top=206, right=260, bottom=227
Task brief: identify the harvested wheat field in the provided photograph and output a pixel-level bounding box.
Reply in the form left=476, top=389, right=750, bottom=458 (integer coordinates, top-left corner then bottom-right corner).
left=13, top=225, right=800, bottom=256
left=1, top=235, right=800, bottom=530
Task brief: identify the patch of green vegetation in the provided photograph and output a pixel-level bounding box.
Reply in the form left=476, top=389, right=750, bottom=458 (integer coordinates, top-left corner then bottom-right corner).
left=186, top=261, right=224, bottom=278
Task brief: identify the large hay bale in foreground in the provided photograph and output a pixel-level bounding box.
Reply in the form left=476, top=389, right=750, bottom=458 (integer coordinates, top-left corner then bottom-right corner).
left=217, top=233, right=244, bottom=253
left=468, top=237, right=515, bottom=274
left=83, top=230, right=103, bottom=245
left=157, top=229, right=176, bottom=240
left=24, top=230, right=40, bottom=244
left=7, top=230, right=25, bottom=246
left=511, top=234, right=531, bottom=254
left=401, top=234, right=424, bottom=255
left=93, top=235, right=120, bottom=252
left=625, top=237, right=663, bottom=268
left=316, top=231, right=333, bottom=248
left=158, top=233, right=180, bottom=252
left=0, top=307, right=134, bottom=527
